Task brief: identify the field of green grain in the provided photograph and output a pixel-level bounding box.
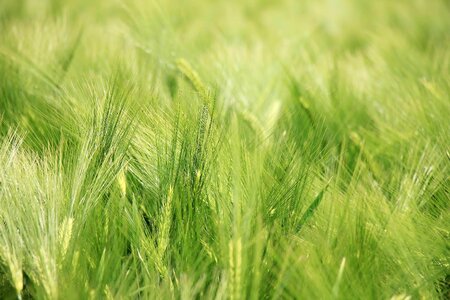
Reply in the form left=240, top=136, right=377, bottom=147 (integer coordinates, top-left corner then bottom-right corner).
left=0, top=0, right=449, bottom=299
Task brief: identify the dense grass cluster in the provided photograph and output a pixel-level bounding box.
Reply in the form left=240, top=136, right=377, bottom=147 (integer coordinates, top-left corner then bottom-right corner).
left=0, top=0, right=449, bottom=299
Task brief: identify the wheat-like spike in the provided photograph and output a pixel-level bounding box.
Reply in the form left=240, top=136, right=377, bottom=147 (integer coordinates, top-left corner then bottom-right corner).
left=58, top=217, right=74, bottom=260
left=157, top=185, right=174, bottom=269
left=0, top=245, right=23, bottom=295
left=117, top=164, right=127, bottom=197
left=228, top=238, right=242, bottom=300
left=176, top=58, right=210, bottom=106
left=228, top=240, right=235, bottom=300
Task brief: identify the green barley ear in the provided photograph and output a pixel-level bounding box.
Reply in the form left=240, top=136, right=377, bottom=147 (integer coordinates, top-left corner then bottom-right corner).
left=332, top=257, right=346, bottom=297
left=349, top=131, right=381, bottom=180
left=0, top=245, right=23, bottom=297
left=117, top=163, right=128, bottom=198
left=298, top=96, right=314, bottom=125
left=176, top=58, right=210, bottom=107
left=296, top=180, right=331, bottom=232
left=156, top=185, right=174, bottom=277
left=228, top=238, right=242, bottom=300
left=58, top=217, right=74, bottom=260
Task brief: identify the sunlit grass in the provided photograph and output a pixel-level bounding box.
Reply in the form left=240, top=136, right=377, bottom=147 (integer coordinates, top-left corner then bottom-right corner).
left=0, top=0, right=449, bottom=299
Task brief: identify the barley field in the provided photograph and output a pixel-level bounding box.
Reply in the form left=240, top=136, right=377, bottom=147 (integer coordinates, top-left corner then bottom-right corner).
left=0, top=0, right=449, bottom=299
